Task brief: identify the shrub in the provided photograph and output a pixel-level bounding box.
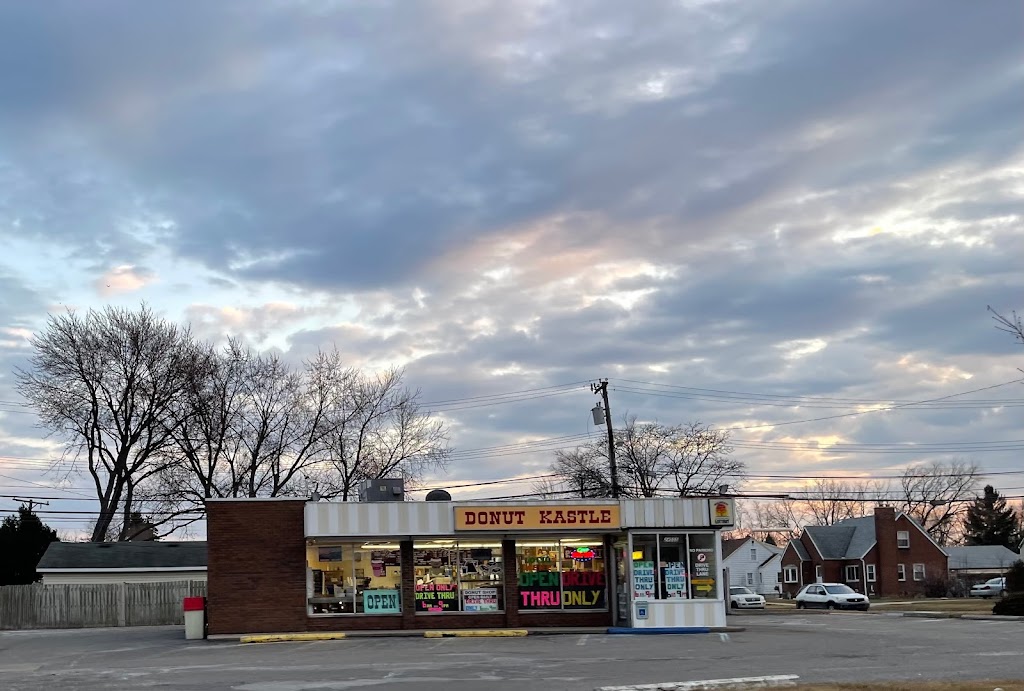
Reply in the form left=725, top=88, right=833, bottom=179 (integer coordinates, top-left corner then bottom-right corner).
left=992, top=592, right=1024, bottom=616
left=921, top=574, right=949, bottom=598
left=1005, top=560, right=1024, bottom=593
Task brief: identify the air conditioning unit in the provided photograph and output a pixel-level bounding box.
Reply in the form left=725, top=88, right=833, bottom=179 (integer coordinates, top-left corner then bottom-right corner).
left=358, top=478, right=405, bottom=502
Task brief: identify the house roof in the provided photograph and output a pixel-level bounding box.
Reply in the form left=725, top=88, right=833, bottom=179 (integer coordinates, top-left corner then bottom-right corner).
left=788, top=538, right=810, bottom=561
left=945, top=545, right=1022, bottom=571
left=759, top=553, right=782, bottom=568
left=37, top=541, right=207, bottom=571
left=722, top=538, right=749, bottom=559
left=803, top=515, right=877, bottom=560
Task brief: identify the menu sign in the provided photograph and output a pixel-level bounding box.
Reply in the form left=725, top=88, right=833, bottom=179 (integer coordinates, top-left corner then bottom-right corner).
left=363, top=589, right=401, bottom=614
left=462, top=588, right=499, bottom=612
left=632, top=561, right=655, bottom=599
left=663, top=562, right=688, bottom=599
left=415, top=583, right=458, bottom=612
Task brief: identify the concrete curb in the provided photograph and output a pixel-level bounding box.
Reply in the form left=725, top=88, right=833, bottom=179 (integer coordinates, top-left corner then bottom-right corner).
left=608, top=627, right=710, bottom=635
left=424, top=629, right=528, bottom=638
left=597, top=674, right=799, bottom=690
left=960, top=614, right=1024, bottom=621
left=240, top=632, right=347, bottom=644
left=226, top=625, right=745, bottom=642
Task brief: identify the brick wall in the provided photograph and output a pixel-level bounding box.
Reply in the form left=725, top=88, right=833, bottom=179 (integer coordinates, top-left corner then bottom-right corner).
left=893, top=514, right=947, bottom=596
left=206, top=499, right=307, bottom=635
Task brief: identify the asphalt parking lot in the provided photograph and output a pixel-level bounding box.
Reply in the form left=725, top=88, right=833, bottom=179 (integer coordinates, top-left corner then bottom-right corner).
left=1, top=613, right=1022, bottom=691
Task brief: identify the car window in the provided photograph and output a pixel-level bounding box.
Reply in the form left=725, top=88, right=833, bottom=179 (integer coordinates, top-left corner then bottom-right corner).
left=824, top=585, right=855, bottom=594
left=807, top=586, right=821, bottom=595
left=730, top=587, right=745, bottom=595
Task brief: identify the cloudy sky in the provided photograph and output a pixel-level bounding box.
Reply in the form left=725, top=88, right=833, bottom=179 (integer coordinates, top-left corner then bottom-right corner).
left=0, top=0, right=1022, bottom=538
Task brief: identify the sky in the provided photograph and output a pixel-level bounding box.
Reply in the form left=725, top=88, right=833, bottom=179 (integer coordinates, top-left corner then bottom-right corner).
left=0, top=0, right=1022, bottom=540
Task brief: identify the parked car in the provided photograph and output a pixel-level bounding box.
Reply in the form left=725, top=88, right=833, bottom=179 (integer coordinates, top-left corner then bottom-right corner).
left=729, top=586, right=766, bottom=609
left=795, top=583, right=870, bottom=611
left=969, top=577, right=1007, bottom=599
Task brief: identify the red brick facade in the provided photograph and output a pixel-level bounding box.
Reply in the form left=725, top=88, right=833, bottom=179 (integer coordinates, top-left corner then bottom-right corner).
left=207, top=499, right=613, bottom=635
left=779, top=507, right=948, bottom=598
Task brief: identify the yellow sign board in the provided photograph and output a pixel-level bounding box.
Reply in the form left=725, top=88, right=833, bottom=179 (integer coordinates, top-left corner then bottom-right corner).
left=454, top=505, right=620, bottom=531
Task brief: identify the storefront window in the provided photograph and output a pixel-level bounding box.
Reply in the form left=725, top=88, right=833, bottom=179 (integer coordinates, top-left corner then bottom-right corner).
left=630, top=532, right=718, bottom=601
left=413, top=540, right=504, bottom=613
left=516, top=538, right=607, bottom=610
left=687, top=533, right=717, bottom=599
left=306, top=540, right=402, bottom=615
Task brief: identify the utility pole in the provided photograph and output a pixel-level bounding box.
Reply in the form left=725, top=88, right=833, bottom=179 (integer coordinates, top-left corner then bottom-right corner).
left=14, top=497, right=49, bottom=513
left=591, top=379, right=619, bottom=498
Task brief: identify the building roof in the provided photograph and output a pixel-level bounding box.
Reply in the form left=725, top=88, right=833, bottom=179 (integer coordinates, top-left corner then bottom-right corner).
left=722, top=538, right=749, bottom=559
left=788, top=538, right=810, bottom=561
left=37, top=541, right=207, bottom=571
left=804, top=515, right=876, bottom=560
left=945, top=545, right=1022, bottom=571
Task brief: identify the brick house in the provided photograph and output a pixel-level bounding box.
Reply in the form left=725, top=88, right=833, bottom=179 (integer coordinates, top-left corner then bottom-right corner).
left=779, top=507, right=947, bottom=598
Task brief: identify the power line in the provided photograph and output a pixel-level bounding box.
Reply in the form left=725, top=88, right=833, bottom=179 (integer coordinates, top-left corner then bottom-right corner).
left=611, top=378, right=1024, bottom=407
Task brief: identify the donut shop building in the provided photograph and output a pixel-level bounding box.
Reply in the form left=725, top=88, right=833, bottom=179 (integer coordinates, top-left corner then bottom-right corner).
left=205, top=496, right=736, bottom=635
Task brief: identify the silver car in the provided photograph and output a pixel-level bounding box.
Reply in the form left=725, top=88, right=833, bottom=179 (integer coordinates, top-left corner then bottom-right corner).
left=729, top=586, right=766, bottom=609
left=969, top=577, right=1007, bottom=598
left=795, top=583, right=870, bottom=611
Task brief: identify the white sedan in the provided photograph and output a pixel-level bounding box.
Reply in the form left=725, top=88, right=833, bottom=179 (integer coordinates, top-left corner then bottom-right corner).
left=795, top=583, right=870, bottom=611
left=969, top=577, right=1007, bottom=599
left=729, top=586, right=766, bottom=609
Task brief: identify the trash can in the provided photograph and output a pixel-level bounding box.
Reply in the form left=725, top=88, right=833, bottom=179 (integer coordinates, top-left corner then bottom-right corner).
left=183, top=596, right=206, bottom=640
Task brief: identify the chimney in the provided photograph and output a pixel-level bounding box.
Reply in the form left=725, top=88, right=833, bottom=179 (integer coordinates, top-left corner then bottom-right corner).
left=873, top=506, right=898, bottom=597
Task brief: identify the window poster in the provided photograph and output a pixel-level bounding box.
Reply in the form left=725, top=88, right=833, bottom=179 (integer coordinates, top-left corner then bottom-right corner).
left=414, top=583, right=458, bottom=612
left=363, top=589, right=401, bottom=614
left=562, top=570, right=606, bottom=609
left=632, top=561, right=655, bottom=599
left=663, top=562, right=688, bottom=598
left=462, top=588, right=499, bottom=612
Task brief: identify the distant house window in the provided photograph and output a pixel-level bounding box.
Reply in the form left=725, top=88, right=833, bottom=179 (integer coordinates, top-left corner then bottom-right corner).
left=913, top=563, right=926, bottom=581
left=750, top=548, right=757, bottom=560
left=783, top=566, right=798, bottom=583
left=897, top=564, right=906, bottom=581
left=845, top=565, right=860, bottom=582
left=866, top=564, right=876, bottom=582
left=897, top=531, right=910, bottom=549
left=815, top=565, right=823, bottom=582
left=746, top=573, right=754, bottom=586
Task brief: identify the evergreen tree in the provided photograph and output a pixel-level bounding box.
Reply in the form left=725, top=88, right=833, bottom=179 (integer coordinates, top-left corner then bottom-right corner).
left=963, top=485, right=1018, bottom=549
left=0, top=506, right=59, bottom=585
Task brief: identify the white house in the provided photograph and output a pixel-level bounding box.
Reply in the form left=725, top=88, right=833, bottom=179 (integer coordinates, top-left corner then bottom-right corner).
left=722, top=537, right=783, bottom=596
left=37, top=541, right=207, bottom=585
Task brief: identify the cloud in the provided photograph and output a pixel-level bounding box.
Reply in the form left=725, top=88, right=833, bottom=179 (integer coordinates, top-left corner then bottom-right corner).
left=95, top=265, right=155, bottom=296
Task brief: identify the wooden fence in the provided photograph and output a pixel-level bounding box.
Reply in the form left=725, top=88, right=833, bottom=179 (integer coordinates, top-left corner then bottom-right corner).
left=0, top=581, right=207, bottom=630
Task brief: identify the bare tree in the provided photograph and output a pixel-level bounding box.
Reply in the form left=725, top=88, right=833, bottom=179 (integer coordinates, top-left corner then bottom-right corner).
left=547, top=446, right=614, bottom=498
left=16, top=306, right=200, bottom=541
left=739, top=499, right=802, bottom=544
left=897, top=459, right=980, bottom=545
left=316, top=367, right=451, bottom=500
left=549, top=416, right=743, bottom=498
left=989, top=306, right=1024, bottom=345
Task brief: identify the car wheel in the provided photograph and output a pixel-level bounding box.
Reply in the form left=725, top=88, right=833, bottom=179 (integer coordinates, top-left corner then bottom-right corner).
left=795, top=601, right=803, bottom=609
left=826, top=601, right=836, bottom=610
left=730, top=600, right=737, bottom=609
